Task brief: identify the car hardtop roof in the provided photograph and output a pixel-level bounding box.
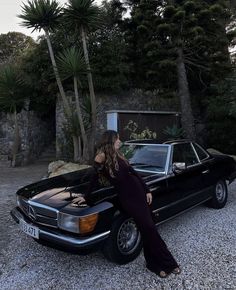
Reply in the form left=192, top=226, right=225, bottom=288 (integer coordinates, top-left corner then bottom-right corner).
left=124, top=139, right=161, bottom=145
left=163, top=139, right=192, bottom=145
left=124, top=139, right=191, bottom=145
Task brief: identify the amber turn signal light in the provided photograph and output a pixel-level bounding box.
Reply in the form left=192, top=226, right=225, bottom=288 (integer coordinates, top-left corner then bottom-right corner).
left=79, top=213, right=98, bottom=234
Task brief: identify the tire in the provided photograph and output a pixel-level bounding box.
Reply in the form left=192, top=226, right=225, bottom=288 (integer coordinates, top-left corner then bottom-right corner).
left=207, top=179, right=228, bottom=209
left=102, top=215, right=142, bottom=264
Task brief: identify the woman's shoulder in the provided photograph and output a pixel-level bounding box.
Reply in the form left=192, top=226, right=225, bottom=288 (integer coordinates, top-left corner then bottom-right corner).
left=95, top=151, right=105, bottom=163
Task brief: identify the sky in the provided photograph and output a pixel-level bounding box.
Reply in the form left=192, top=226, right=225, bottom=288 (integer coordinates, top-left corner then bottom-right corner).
left=0, top=0, right=101, bottom=39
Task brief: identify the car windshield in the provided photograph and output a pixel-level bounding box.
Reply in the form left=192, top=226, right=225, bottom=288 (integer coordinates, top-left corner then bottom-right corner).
left=120, top=144, right=168, bottom=173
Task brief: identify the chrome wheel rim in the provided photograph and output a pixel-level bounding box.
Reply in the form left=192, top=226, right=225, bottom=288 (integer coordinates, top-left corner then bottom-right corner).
left=216, top=182, right=226, bottom=203
left=117, top=218, right=141, bottom=255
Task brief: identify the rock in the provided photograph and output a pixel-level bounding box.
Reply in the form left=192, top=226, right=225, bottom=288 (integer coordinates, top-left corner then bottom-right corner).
left=48, top=160, right=91, bottom=178
left=48, top=160, right=66, bottom=174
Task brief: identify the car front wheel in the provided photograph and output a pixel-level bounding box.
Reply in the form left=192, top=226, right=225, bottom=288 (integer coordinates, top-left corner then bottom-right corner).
left=208, top=179, right=228, bottom=209
left=102, top=215, right=142, bottom=264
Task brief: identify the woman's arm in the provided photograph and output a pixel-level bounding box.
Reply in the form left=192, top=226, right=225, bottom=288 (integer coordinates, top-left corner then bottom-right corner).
left=129, top=166, right=152, bottom=204
left=128, top=165, right=150, bottom=193
left=83, top=153, right=105, bottom=204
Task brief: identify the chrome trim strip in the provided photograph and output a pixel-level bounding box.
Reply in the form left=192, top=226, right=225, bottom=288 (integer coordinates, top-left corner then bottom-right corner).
left=35, top=213, right=57, bottom=219
left=36, top=221, right=58, bottom=229
left=39, top=229, right=111, bottom=246
left=165, top=146, right=172, bottom=174
left=11, top=208, right=110, bottom=246
left=135, top=168, right=165, bottom=174
left=28, top=200, right=59, bottom=216
left=123, top=142, right=170, bottom=147
left=191, top=142, right=200, bottom=163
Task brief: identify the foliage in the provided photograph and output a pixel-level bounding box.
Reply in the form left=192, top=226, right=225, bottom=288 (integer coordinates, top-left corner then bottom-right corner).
left=19, top=0, right=63, bottom=33
left=124, top=120, right=157, bottom=140
left=205, top=73, right=236, bottom=154
left=88, top=0, right=129, bottom=91
left=0, top=64, right=29, bottom=113
left=120, top=0, right=232, bottom=94
left=163, top=125, right=184, bottom=140
left=19, top=36, right=57, bottom=115
left=63, top=0, right=103, bottom=33
left=0, top=32, right=35, bottom=64
left=57, top=47, right=87, bottom=80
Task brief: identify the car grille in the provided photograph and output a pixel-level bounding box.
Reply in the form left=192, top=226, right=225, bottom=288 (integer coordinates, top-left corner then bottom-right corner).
left=19, top=197, right=58, bottom=228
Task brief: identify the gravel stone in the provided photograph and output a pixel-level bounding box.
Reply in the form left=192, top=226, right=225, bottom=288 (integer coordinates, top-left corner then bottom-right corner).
left=0, top=163, right=235, bottom=290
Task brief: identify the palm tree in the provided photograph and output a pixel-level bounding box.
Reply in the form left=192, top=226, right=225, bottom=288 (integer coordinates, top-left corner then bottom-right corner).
left=19, top=0, right=82, bottom=161
left=63, top=0, right=103, bottom=159
left=0, top=65, right=28, bottom=166
left=57, top=47, right=89, bottom=162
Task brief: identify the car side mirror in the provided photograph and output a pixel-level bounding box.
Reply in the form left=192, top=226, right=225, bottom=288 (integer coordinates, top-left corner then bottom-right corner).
left=172, top=162, right=186, bottom=174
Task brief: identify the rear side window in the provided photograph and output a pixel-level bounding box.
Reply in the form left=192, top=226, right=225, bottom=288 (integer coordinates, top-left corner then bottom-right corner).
left=172, top=143, right=199, bottom=166
left=192, top=143, right=209, bottom=161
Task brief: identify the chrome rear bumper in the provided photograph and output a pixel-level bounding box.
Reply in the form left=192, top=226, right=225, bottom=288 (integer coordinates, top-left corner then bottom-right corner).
left=11, top=207, right=110, bottom=249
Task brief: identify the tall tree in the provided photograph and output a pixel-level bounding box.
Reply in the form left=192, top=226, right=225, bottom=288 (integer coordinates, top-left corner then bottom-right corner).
left=19, top=0, right=81, bottom=161
left=161, top=0, right=231, bottom=140
left=63, top=0, right=103, bottom=159
left=88, top=0, right=129, bottom=91
left=57, top=47, right=89, bottom=162
left=0, top=65, right=29, bottom=166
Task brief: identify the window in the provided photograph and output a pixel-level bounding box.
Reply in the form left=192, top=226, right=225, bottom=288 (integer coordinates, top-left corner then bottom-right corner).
left=192, top=143, right=209, bottom=161
left=172, top=143, right=199, bottom=166
left=120, top=144, right=168, bottom=172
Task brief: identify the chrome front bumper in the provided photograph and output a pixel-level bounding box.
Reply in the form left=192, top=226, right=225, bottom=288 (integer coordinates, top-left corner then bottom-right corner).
left=11, top=207, right=110, bottom=249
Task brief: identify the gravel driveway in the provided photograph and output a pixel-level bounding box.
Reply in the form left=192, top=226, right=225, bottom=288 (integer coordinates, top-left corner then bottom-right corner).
left=0, top=163, right=235, bottom=290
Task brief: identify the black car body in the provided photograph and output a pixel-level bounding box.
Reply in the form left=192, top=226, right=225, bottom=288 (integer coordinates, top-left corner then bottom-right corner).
left=11, top=140, right=236, bottom=264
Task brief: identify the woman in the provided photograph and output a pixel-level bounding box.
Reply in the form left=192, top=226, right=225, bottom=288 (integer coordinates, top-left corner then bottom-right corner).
left=79, top=130, right=180, bottom=278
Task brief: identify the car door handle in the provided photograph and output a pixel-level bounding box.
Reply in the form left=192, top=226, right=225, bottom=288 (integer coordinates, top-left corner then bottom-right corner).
left=202, top=170, right=209, bottom=174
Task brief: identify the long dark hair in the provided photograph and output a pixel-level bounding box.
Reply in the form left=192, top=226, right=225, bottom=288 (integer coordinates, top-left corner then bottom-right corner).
left=96, top=130, right=127, bottom=177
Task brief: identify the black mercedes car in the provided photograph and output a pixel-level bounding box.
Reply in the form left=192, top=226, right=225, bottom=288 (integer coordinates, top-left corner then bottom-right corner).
left=11, top=140, right=236, bottom=264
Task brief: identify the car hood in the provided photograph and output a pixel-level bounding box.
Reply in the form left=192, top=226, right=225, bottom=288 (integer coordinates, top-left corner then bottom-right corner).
left=17, top=167, right=94, bottom=199
left=16, top=167, right=116, bottom=212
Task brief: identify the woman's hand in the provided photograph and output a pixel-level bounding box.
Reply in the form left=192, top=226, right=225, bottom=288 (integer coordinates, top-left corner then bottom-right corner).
left=146, top=192, right=152, bottom=205
left=71, top=194, right=87, bottom=207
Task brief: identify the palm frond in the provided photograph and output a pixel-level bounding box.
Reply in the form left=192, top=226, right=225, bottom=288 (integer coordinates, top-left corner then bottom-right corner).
left=57, top=47, right=87, bottom=79
left=63, top=0, right=103, bottom=32
left=18, top=0, right=62, bottom=32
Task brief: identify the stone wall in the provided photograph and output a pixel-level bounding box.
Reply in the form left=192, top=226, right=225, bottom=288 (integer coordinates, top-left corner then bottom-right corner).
left=56, top=89, right=180, bottom=159
left=0, top=110, right=54, bottom=166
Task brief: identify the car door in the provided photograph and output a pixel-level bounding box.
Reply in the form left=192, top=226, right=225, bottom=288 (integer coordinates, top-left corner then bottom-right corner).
left=192, top=142, right=218, bottom=197
left=164, top=143, right=206, bottom=216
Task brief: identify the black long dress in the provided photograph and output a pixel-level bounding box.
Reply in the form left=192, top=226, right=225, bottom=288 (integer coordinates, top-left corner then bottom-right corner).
left=86, top=155, right=179, bottom=274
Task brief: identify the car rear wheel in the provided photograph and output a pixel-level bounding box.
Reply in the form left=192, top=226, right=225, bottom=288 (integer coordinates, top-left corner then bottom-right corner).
left=207, top=179, right=228, bottom=209
left=102, top=215, right=142, bottom=264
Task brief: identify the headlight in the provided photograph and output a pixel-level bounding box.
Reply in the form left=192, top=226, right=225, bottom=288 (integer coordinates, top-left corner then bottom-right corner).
left=58, top=212, right=98, bottom=234
left=79, top=213, right=98, bottom=234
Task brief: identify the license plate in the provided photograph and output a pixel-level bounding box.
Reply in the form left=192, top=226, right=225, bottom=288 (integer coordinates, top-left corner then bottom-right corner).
left=20, top=220, right=39, bottom=239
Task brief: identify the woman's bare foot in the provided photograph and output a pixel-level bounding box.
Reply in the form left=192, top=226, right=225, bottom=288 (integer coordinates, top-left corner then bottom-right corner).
left=172, top=267, right=181, bottom=275
left=159, top=270, right=168, bottom=278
